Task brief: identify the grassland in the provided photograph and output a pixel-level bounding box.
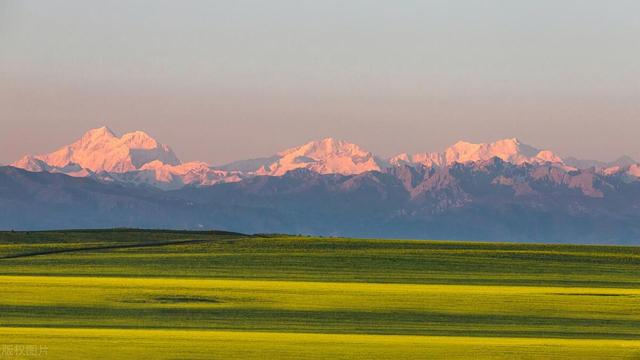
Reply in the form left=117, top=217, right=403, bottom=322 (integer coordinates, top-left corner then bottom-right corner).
left=1, top=230, right=639, bottom=359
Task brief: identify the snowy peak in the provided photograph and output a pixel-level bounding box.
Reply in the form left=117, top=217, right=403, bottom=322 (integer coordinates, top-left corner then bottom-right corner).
left=278, top=138, right=369, bottom=158
left=391, top=138, right=564, bottom=168
left=108, top=160, right=243, bottom=190
left=13, top=126, right=180, bottom=173
left=120, top=131, right=159, bottom=149
left=80, top=126, right=117, bottom=141
left=119, top=130, right=180, bottom=168
left=599, top=163, right=640, bottom=180
left=259, top=137, right=382, bottom=176
left=12, top=155, right=51, bottom=172
left=12, top=127, right=245, bottom=189
left=445, top=138, right=562, bottom=165
left=15, top=128, right=635, bottom=192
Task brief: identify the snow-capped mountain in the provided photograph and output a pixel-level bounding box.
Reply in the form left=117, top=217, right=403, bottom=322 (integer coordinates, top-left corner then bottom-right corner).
left=10, top=127, right=639, bottom=190
left=5, top=128, right=640, bottom=242
left=598, top=163, right=640, bottom=182
left=97, top=161, right=244, bottom=190
left=254, top=138, right=382, bottom=176
left=14, top=126, right=180, bottom=173
left=5, top=159, right=640, bottom=243
left=11, top=127, right=241, bottom=189
left=390, top=138, right=563, bottom=168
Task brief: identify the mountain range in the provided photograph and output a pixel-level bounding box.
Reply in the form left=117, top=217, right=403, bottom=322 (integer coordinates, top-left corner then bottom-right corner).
left=10, top=127, right=640, bottom=189
left=3, top=127, right=640, bottom=244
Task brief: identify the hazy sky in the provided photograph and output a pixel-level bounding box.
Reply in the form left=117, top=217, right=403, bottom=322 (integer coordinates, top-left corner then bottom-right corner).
left=1, top=0, right=639, bottom=165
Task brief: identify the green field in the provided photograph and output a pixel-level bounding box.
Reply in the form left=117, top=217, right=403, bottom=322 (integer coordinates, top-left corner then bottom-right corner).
left=1, top=230, right=639, bottom=359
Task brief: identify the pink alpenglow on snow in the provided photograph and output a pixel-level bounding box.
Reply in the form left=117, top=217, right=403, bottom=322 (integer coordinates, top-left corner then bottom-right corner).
left=11, top=127, right=241, bottom=190
left=390, top=138, right=563, bottom=167
left=10, top=127, right=639, bottom=190
left=13, top=127, right=180, bottom=173
left=256, top=137, right=382, bottom=176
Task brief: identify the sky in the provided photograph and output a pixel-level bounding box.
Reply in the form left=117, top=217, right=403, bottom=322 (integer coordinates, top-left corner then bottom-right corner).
left=1, top=0, right=639, bottom=165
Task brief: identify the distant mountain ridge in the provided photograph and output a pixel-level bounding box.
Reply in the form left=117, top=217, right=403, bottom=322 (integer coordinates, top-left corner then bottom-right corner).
left=390, top=138, right=564, bottom=168
left=5, top=126, right=640, bottom=243
left=12, top=127, right=639, bottom=190
left=3, top=160, right=640, bottom=244
left=563, top=155, right=638, bottom=170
